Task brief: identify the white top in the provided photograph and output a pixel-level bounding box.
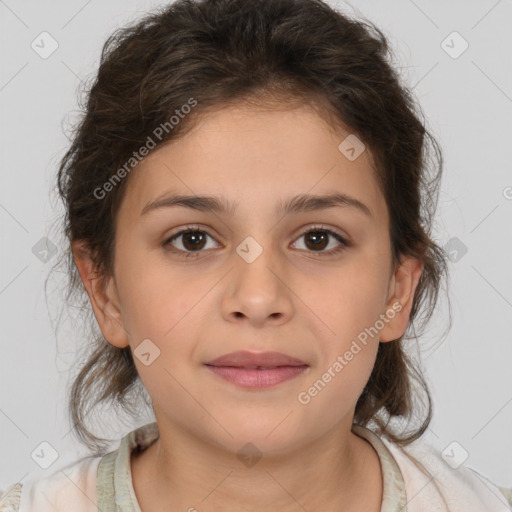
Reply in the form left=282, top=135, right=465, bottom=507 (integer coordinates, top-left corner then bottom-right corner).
left=1, top=422, right=511, bottom=511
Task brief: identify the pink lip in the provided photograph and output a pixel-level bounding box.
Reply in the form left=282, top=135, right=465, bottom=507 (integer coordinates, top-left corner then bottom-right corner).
left=205, top=350, right=307, bottom=367
left=205, top=365, right=308, bottom=388
left=204, top=350, right=309, bottom=389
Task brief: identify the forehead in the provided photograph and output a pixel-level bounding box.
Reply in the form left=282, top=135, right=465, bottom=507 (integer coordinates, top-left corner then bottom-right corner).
left=119, top=102, right=387, bottom=225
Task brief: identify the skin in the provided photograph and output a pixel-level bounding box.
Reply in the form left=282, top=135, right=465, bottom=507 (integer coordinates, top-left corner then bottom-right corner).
left=73, top=100, right=423, bottom=512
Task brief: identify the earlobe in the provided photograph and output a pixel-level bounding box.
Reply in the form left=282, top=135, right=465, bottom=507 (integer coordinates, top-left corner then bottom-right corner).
left=379, top=256, right=424, bottom=343
left=71, top=240, right=130, bottom=348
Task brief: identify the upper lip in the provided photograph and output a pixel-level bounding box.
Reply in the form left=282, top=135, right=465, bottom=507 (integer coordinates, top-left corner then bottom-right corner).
left=205, top=350, right=308, bottom=368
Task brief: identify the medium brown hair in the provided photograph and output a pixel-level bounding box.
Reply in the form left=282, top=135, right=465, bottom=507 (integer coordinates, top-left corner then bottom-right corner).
left=50, top=0, right=451, bottom=455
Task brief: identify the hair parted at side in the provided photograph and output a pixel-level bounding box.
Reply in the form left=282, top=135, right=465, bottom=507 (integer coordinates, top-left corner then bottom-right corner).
left=49, top=0, right=451, bottom=456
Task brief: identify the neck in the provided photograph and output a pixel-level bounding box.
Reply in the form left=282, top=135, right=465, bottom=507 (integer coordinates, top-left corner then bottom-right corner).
left=131, top=418, right=383, bottom=512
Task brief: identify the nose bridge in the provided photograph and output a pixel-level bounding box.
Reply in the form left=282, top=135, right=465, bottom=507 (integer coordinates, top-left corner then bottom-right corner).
left=221, top=232, right=293, bottom=324
left=234, top=232, right=281, bottom=295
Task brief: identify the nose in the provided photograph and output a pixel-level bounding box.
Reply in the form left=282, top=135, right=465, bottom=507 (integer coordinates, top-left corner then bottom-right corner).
left=220, top=244, right=294, bottom=328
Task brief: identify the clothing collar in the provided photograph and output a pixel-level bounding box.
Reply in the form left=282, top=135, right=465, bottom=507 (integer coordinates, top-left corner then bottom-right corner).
left=96, top=422, right=407, bottom=512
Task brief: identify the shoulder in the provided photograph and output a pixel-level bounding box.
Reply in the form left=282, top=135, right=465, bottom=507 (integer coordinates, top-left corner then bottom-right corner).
left=1, top=422, right=159, bottom=512
left=1, top=455, right=102, bottom=512
left=382, top=436, right=512, bottom=511
left=498, top=486, right=512, bottom=508
left=0, top=483, right=22, bottom=512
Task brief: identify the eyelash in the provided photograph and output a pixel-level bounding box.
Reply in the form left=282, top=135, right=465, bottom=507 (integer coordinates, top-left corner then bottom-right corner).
left=162, top=224, right=349, bottom=259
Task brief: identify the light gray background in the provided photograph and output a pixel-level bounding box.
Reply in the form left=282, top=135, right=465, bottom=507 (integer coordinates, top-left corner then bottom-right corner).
left=1, top=0, right=511, bottom=495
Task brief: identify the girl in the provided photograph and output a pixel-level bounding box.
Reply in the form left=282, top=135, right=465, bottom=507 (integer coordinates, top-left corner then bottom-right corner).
left=1, top=0, right=511, bottom=510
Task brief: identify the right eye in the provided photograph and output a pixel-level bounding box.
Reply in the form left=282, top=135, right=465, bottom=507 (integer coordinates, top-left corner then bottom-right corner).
left=162, top=226, right=220, bottom=258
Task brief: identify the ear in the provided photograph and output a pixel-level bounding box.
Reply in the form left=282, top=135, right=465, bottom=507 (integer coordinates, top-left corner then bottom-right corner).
left=71, top=240, right=130, bottom=348
left=379, top=255, right=423, bottom=343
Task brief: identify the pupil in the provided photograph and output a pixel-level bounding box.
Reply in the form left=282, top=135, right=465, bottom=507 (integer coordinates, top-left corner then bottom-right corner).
left=184, top=231, right=206, bottom=251
left=307, top=232, right=327, bottom=250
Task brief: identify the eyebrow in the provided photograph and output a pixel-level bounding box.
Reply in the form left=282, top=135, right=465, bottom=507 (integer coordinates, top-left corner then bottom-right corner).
left=140, top=191, right=372, bottom=219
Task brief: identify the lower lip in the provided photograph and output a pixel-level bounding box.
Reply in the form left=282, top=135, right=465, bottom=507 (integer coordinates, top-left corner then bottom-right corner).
left=204, top=365, right=309, bottom=388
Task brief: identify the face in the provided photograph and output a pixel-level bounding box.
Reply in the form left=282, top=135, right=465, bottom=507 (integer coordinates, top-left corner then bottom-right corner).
left=75, top=100, right=422, bottom=456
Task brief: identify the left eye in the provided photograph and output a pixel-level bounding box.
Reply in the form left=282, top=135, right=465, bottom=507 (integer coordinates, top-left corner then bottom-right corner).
left=291, top=227, right=348, bottom=254
left=163, top=225, right=348, bottom=258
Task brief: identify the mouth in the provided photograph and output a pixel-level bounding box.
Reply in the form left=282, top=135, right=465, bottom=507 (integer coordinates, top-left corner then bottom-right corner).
left=204, top=365, right=309, bottom=388
left=203, top=350, right=309, bottom=389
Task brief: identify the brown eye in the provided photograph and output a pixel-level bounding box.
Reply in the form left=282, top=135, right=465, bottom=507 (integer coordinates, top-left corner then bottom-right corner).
left=292, top=227, right=348, bottom=255
left=162, top=224, right=349, bottom=259
left=303, top=231, right=329, bottom=251
left=163, top=228, right=218, bottom=257
left=180, top=231, right=208, bottom=251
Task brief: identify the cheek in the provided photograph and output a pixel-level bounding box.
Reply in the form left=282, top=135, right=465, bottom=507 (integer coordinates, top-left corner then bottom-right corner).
left=115, top=249, right=207, bottom=343
left=118, top=265, right=207, bottom=390
left=303, top=260, right=389, bottom=348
